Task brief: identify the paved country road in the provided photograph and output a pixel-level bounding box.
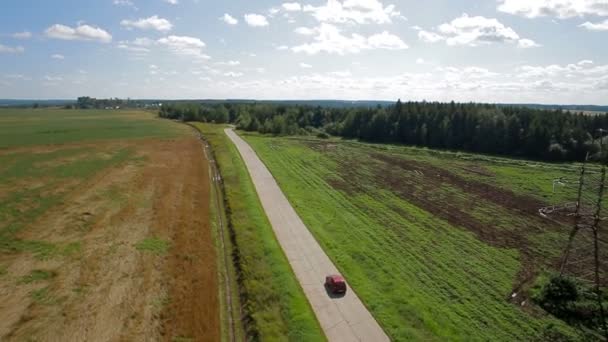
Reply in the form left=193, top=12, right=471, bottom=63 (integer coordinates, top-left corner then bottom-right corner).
left=225, top=129, right=389, bottom=342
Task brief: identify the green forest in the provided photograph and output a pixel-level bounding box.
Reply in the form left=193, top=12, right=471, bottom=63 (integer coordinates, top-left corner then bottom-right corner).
left=159, top=100, right=608, bottom=162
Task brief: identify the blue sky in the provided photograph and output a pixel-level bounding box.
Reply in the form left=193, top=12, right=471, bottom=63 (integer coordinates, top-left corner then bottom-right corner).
left=1, top=0, right=608, bottom=104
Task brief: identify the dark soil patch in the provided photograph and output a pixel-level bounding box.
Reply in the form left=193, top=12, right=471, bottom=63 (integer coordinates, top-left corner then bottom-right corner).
left=371, top=153, right=546, bottom=217
left=322, top=145, right=571, bottom=294
left=370, top=154, right=543, bottom=287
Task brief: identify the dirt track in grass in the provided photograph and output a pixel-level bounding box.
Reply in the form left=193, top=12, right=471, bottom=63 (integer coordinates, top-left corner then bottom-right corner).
left=0, top=137, right=219, bottom=342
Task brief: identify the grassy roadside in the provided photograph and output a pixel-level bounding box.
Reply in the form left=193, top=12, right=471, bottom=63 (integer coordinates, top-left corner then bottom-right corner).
left=192, top=123, right=325, bottom=341
left=208, top=171, right=243, bottom=342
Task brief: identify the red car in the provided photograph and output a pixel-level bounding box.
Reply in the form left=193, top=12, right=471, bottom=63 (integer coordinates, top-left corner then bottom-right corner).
left=325, top=274, right=347, bottom=294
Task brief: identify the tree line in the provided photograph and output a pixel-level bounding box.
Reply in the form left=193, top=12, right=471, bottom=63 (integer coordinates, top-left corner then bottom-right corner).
left=159, top=100, right=608, bottom=162
left=71, top=97, right=162, bottom=109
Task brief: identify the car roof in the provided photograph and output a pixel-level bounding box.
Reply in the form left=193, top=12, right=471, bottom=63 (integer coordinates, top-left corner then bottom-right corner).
left=329, top=274, right=345, bottom=282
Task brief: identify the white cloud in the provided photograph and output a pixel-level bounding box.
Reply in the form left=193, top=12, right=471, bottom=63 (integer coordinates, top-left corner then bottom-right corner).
left=12, top=31, right=32, bottom=39
left=117, top=37, right=153, bottom=54
left=45, top=24, right=112, bottom=43
left=437, top=66, right=499, bottom=80
left=292, top=24, right=407, bottom=55
left=498, top=0, right=608, bottom=18
left=133, top=37, right=154, bottom=46
left=367, top=31, right=409, bottom=49
left=300, top=62, right=313, bottom=68
left=224, top=72, right=244, bottom=77
left=51, top=54, right=65, bottom=59
left=235, top=62, right=600, bottom=101
left=517, top=38, right=541, bottom=48
left=217, top=60, right=241, bottom=66
left=580, top=19, right=608, bottom=30
left=419, top=14, right=538, bottom=48
left=44, top=75, right=63, bottom=82
left=303, top=0, right=401, bottom=24
left=164, top=0, right=178, bottom=4
left=4, top=74, right=32, bottom=82
left=0, top=44, right=24, bottom=54
left=244, top=14, right=269, bottom=27
left=157, top=35, right=209, bottom=59
left=121, top=15, right=173, bottom=32
left=282, top=2, right=302, bottom=11
left=439, top=14, right=518, bottom=46
left=268, top=7, right=281, bottom=17
left=328, top=70, right=352, bottom=77
left=416, top=58, right=426, bottom=64
left=276, top=45, right=290, bottom=50
left=202, top=65, right=221, bottom=75
left=516, top=60, right=608, bottom=79
left=113, top=0, right=137, bottom=10
left=117, top=43, right=150, bottom=53
left=418, top=30, right=444, bottom=43
left=221, top=13, right=239, bottom=25
left=295, top=27, right=316, bottom=35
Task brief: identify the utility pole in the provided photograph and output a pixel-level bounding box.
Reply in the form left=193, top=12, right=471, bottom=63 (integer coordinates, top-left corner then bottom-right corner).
left=540, top=129, right=607, bottom=340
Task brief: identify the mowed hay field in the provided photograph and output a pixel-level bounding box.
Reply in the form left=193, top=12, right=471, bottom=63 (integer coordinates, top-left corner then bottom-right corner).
left=242, top=133, right=588, bottom=341
left=0, top=109, right=219, bottom=341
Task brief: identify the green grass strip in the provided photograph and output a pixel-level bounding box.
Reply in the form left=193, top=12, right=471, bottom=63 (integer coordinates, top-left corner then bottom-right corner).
left=192, top=123, right=325, bottom=341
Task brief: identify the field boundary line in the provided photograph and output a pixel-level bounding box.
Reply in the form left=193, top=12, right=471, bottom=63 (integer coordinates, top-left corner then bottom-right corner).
left=188, top=123, right=240, bottom=342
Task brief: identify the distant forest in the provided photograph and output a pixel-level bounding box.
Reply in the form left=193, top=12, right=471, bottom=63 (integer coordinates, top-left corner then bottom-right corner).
left=161, top=100, right=608, bottom=162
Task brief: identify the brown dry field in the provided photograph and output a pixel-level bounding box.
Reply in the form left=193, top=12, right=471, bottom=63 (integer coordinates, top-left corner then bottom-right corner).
left=0, top=136, right=220, bottom=341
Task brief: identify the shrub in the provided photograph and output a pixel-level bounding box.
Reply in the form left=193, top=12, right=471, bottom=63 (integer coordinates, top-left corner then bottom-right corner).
left=316, top=132, right=330, bottom=139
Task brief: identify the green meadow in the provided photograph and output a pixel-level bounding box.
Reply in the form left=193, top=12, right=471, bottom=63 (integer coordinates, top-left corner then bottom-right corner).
left=242, top=132, right=584, bottom=341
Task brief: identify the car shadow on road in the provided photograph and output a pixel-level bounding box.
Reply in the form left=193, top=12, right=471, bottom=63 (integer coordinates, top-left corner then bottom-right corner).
left=324, top=283, right=347, bottom=299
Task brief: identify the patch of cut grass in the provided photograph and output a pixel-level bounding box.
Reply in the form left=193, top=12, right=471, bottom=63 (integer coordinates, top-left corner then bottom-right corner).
left=151, top=295, right=171, bottom=310
left=30, top=287, right=56, bottom=305
left=1, top=237, right=82, bottom=260
left=0, top=237, right=55, bottom=259
left=72, top=286, right=89, bottom=296
left=193, top=123, right=325, bottom=341
left=61, top=242, right=82, bottom=257
left=19, top=270, right=57, bottom=284
left=135, top=237, right=170, bottom=255
left=0, top=265, right=7, bottom=276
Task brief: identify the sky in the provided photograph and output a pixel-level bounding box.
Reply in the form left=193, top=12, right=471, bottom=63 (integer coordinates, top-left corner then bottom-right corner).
left=1, top=0, right=608, bottom=104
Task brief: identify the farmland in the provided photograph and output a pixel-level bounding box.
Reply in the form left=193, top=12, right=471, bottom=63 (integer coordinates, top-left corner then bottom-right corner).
left=242, top=132, right=591, bottom=340
left=192, top=123, right=325, bottom=341
left=0, top=109, right=219, bottom=341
